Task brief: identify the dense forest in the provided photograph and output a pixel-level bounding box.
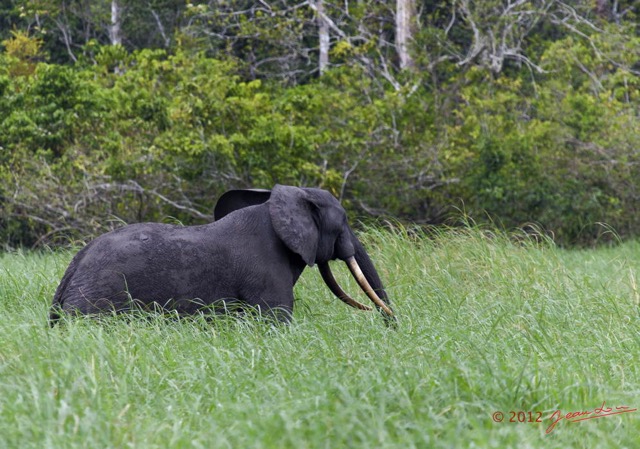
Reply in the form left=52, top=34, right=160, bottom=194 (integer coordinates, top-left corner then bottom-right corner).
left=0, top=0, right=638, bottom=248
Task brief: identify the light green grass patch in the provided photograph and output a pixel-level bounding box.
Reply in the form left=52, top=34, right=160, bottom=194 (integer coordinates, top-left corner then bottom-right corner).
left=1, top=229, right=638, bottom=448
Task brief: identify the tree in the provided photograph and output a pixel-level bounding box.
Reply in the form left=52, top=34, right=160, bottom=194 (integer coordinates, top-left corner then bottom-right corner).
left=109, top=0, right=123, bottom=46
left=396, top=0, right=414, bottom=69
left=314, top=0, right=330, bottom=74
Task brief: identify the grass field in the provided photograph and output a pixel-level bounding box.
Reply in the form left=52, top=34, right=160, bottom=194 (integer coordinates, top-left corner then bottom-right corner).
left=1, top=228, right=639, bottom=448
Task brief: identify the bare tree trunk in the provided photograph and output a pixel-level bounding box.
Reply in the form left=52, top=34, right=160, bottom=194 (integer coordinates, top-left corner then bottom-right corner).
left=396, top=0, right=415, bottom=70
left=54, top=19, right=78, bottom=62
left=151, top=9, right=171, bottom=48
left=109, top=0, right=122, bottom=46
left=316, top=0, right=330, bottom=74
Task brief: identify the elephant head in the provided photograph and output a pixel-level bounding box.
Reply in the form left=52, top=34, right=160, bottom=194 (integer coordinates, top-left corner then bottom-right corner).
left=215, top=185, right=395, bottom=322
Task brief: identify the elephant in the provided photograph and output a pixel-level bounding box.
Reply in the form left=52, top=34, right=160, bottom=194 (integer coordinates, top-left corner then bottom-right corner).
left=49, top=184, right=395, bottom=325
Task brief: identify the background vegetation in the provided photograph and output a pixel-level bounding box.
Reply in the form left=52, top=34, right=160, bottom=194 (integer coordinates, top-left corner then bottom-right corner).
left=0, top=0, right=639, bottom=247
left=1, top=229, right=638, bottom=447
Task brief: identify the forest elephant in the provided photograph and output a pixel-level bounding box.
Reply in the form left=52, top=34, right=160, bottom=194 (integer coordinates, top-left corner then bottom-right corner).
left=50, top=185, right=395, bottom=325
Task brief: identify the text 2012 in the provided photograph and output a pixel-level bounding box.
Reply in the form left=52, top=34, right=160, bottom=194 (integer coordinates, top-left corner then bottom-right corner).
left=491, top=411, right=542, bottom=423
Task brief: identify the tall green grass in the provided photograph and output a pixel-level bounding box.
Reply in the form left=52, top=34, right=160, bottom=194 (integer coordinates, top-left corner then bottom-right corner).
left=1, top=228, right=638, bottom=448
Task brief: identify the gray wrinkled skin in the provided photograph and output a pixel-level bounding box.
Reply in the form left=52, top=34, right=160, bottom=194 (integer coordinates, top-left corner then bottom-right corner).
left=50, top=185, right=391, bottom=324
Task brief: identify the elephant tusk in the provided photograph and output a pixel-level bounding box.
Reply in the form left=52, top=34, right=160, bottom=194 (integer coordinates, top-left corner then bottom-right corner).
left=345, top=256, right=395, bottom=317
left=318, top=263, right=372, bottom=311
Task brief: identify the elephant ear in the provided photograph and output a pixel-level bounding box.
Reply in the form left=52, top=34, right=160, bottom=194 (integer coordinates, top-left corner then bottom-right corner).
left=214, top=189, right=272, bottom=220
left=268, top=185, right=319, bottom=266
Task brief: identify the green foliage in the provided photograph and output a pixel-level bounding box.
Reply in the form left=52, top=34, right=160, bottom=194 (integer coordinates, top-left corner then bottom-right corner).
left=1, top=2, right=640, bottom=247
left=437, top=27, right=640, bottom=243
left=1, top=29, right=43, bottom=76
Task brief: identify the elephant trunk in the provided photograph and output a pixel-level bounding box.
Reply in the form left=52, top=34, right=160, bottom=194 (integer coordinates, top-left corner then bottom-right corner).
left=320, top=229, right=396, bottom=323
left=349, top=230, right=396, bottom=323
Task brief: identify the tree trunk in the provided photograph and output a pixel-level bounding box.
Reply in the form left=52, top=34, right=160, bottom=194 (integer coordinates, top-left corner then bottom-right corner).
left=316, top=0, right=330, bottom=75
left=396, top=0, right=414, bottom=70
left=109, top=0, right=122, bottom=46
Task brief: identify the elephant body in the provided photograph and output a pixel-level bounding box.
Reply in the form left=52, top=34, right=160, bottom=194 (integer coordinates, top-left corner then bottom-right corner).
left=51, top=185, right=394, bottom=324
